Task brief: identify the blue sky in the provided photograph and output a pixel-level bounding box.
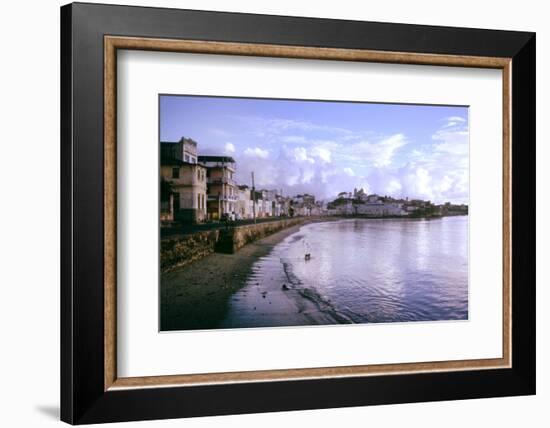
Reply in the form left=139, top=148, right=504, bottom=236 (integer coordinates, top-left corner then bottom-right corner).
left=160, top=95, right=469, bottom=203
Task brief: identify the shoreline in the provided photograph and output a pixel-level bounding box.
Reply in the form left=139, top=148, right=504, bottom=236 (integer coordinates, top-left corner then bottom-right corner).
left=160, top=215, right=466, bottom=331
left=219, top=236, right=351, bottom=329
left=161, top=221, right=316, bottom=331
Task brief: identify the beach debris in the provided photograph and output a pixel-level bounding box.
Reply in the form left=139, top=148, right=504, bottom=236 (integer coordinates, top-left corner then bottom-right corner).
left=261, top=291, right=268, bottom=299
left=281, top=284, right=289, bottom=291
left=303, top=239, right=311, bottom=261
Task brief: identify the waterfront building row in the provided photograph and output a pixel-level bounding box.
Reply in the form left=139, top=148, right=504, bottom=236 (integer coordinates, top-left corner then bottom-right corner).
left=160, top=138, right=300, bottom=224
left=160, top=137, right=468, bottom=224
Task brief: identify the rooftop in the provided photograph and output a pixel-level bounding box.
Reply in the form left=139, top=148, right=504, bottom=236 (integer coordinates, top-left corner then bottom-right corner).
left=198, top=155, right=236, bottom=164
left=161, top=151, right=203, bottom=167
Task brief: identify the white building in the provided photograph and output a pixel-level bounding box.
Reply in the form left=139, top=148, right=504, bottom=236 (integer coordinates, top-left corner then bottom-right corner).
left=355, top=202, right=407, bottom=216
left=160, top=138, right=208, bottom=223
left=198, top=155, right=237, bottom=220
left=236, top=185, right=254, bottom=219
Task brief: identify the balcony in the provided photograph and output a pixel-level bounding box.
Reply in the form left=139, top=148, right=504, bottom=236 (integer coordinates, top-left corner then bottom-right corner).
left=198, top=157, right=236, bottom=172
left=207, top=194, right=238, bottom=202
left=207, top=163, right=236, bottom=172
left=208, top=177, right=236, bottom=186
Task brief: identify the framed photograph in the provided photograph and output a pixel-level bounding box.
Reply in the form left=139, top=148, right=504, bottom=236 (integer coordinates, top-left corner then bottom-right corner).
left=61, top=2, right=535, bottom=424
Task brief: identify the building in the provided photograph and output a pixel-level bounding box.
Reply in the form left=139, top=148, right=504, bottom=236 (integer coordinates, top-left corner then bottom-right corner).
left=276, top=195, right=290, bottom=216
left=355, top=201, right=407, bottom=216
left=353, top=188, right=368, bottom=201
left=248, top=190, right=264, bottom=218
left=160, top=138, right=207, bottom=223
left=199, top=155, right=237, bottom=220
left=290, top=193, right=316, bottom=216
left=262, top=189, right=284, bottom=217
left=236, top=185, right=254, bottom=220
left=327, top=194, right=353, bottom=215
left=327, top=193, right=407, bottom=216
left=161, top=136, right=199, bottom=164
left=292, top=193, right=316, bottom=206
left=253, top=190, right=269, bottom=218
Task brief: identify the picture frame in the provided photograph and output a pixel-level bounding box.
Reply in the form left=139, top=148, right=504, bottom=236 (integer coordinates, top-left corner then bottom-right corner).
left=60, top=2, right=535, bottom=424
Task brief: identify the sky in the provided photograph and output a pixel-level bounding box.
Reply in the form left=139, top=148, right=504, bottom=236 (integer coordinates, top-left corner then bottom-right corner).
left=160, top=95, right=469, bottom=204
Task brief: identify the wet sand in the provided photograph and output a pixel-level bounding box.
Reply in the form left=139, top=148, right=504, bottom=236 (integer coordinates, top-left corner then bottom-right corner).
left=161, top=221, right=341, bottom=331
left=219, top=269, right=345, bottom=329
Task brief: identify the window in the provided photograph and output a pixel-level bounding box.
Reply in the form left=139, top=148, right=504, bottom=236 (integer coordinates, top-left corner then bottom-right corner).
left=197, top=169, right=200, bottom=180
left=172, top=167, right=179, bottom=179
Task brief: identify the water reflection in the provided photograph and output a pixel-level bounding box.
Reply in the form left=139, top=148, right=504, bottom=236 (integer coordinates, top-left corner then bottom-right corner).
left=227, top=217, right=468, bottom=326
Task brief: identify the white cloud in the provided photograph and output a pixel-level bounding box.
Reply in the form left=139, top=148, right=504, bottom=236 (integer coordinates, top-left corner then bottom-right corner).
left=391, top=120, right=468, bottom=202
left=432, top=114, right=469, bottom=155
left=345, top=133, right=407, bottom=167
left=290, top=147, right=314, bottom=163
left=311, top=146, right=332, bottom=163
left=203, top=112, right=469, bottom=204
left=343, top=167, right=355, bottom=176
left=385, top=179, right=402, bottom=194
left=223, top=142, right=235, bottom=154
left=343, top=119, right=469, bottom=203
left=243, top=147, right=269, bottom=159
left=443, top=116, right=467, bottom=128
left=281, top=135, right=307, bottom=144
left=433, top=140, right=469, bottom=156
left=229, top=115, right=353, bottom=139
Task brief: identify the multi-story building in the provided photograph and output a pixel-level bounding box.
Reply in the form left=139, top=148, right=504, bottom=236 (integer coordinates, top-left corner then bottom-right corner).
left=199, top=155, right=237, bottom=220
left=252, top=190, right=267, bottom=218
left=276, top=195, right=290, bottom=216
left=160, top=138, right=207, bottom=223
left=161, top=137, right=199, bottom=164
left=259, top=189, right=278, bottom=217
left=236, top=185, right=254, bottom=220
left=290, top=193, right=317, bottom=216
left=249, top=190, right=263, bottom=218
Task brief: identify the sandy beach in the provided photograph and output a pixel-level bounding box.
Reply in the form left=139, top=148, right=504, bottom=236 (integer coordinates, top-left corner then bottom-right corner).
left=161, top=221, right=342, bottom=331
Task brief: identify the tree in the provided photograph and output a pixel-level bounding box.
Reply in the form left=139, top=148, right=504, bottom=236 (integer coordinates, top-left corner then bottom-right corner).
left=160, top=177, right=174, bottom=202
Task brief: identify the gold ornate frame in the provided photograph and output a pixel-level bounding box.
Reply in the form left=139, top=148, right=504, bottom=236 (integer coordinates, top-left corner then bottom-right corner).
left=103, top=36, right=512, bottom=391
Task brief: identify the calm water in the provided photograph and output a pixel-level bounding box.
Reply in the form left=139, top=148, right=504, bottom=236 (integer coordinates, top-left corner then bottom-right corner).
left=224, top=217, right=468, bottom=326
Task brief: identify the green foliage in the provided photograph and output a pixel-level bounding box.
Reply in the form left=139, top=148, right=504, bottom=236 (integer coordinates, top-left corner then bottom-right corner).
left=409, top=204, right=440, bottom=218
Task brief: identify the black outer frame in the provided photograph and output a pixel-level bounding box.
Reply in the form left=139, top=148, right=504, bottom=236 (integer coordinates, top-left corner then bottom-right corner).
left=60, top=2, right=536, bottom=424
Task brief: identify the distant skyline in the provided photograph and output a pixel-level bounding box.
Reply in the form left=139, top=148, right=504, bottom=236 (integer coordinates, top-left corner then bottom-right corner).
left=160, top=95, right=469, bottom=204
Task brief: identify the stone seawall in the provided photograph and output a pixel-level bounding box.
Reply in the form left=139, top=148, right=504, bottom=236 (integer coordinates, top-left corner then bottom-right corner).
left=161, top=229, right=220, bottom=273
left=215, top=218, right=306, bottom=254
left=160, top=218, right=307, bottom=273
